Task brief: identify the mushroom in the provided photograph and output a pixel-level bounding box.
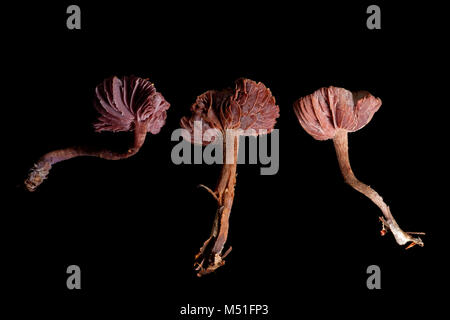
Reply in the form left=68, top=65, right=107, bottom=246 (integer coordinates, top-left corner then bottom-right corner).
left=293, top=86, right=424, bottom=249
left=25, top=75, right=170, bottom=191
left=181, top=78, right=279, bottom=276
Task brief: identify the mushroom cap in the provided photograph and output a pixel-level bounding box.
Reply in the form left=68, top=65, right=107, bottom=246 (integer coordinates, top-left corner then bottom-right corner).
left=293, top=86, right=382, bottom=140
left=180, top=78, right=280, bottom=145
left=93, top=75, right=170, bottom=134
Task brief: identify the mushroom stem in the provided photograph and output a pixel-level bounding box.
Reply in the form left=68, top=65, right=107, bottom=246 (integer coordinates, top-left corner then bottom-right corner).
left=332, top=129, right=424, bottom=248
left=24, top=121, right=149, bottom=192
left=194, top=135, right=239, bottom=276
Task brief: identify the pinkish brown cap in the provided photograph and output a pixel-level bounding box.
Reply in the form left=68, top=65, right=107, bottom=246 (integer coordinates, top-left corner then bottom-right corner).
left=93, top=75, right=170, bottom=134
left=181, top=78, right=280, bottom=145
left=293, top=86, right=382, bottom=140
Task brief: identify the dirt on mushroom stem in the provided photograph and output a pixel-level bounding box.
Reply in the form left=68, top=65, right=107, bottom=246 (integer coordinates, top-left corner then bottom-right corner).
left=194, top=134, right=239, bottom=277
left=332, top=128, right=424, bottom=248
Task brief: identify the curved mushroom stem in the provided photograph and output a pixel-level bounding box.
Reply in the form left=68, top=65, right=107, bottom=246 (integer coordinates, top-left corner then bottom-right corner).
left=333, top=129, right=424, bottom=248
left=194, top=135, right=239, bottom=276
left=24, top=121, right=149, bottom=192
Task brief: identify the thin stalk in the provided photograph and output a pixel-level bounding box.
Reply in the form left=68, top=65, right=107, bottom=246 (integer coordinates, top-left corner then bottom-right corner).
left=333, top=129, right=424, bottom=248
left=194, top=135, right=239, bottom=276
left=25, top=121, right=148, bottom=192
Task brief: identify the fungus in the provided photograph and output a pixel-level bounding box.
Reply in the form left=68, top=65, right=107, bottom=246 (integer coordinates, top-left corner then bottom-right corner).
left=181, top=78, right=279, bottom=276
left=25, top=75, right=170, bottom=191
left=293, top=86, right=424, bottom=249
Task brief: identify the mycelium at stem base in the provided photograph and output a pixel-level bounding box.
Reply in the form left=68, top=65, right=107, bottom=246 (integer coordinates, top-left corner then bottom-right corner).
left=333, top=129, right=424, bottom=249
left=25, top=121, right=148, bottom=192
left=194, top=136, right=239, bottom=277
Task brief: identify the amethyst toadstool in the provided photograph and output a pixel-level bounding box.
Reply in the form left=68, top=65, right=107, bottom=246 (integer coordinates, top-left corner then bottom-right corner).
left=181, top=78, right=280, bottom=276
left=293, top=86, right=424, bottom=249
left=25, top=75, right=170, bottom=191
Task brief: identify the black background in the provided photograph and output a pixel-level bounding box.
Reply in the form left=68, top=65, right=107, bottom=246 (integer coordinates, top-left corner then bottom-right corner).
left=3, top=0, right=448, bottom=317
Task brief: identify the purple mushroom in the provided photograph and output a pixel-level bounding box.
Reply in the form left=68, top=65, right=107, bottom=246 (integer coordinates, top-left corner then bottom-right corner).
left=293, top=86, right=424, bottom=249
left=25, top=75, right=170, bottom=191
left=181, top=78, right=280, bottom=276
